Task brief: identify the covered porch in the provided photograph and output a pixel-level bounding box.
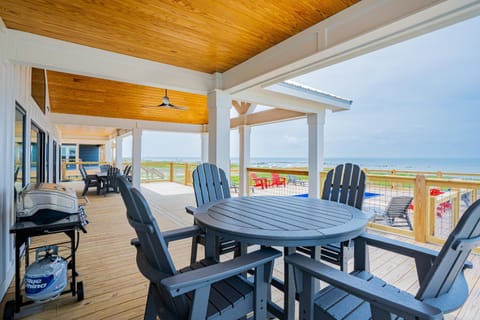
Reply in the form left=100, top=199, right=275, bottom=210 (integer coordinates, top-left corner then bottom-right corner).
left=1, top=0, right=480, bottom=318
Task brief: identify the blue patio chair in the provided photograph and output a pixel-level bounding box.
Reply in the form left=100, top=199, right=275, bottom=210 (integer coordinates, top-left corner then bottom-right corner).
left=186, top=163, right=242, bottom=263
left=117, top=176, right=281, bottom=320
left=285, top=198, right=480, bottom=320
left=297, top=163, right=366, bottom=271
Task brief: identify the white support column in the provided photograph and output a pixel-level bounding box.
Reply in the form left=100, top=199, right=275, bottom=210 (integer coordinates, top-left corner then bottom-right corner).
left=104, top=140, right=113, bottom=164
left=115, top=135, right=123, bottom=169
left=238, top=124, right=251, bottom=196
left=207, top=89, right=231, bottom=177
left=131, top=128, right=142, bottom=188
left=307, top=111, right=326, bottom=198
left=200, top=131, right=208, bottom=163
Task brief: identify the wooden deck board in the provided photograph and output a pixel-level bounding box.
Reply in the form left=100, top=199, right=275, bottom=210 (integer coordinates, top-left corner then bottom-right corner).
left=1, top=181, right=479, bottom=319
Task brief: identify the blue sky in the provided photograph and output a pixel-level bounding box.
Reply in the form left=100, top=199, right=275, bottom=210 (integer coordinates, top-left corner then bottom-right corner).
left=137, top=16, right=480, bottom=160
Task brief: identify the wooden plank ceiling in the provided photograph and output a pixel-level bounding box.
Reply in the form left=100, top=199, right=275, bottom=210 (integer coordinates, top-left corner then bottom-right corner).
left=47, top=71, right=208, bottom=124
left=0, top=0, right=359, bottom=74
left=55, top=124, right=117, bottom=140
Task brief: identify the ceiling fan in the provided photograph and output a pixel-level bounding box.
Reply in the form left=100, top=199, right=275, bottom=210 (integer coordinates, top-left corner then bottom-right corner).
left=144, top=89, right=188, bottom=110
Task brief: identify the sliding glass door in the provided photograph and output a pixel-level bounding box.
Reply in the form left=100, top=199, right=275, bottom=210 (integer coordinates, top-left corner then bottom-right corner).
left=14, top=104, right=26, bottom=190
left=30, top=122, right=45, bottom=184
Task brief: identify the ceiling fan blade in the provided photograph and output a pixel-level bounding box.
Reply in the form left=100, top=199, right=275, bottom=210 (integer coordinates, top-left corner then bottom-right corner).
left=169, top=104, right=188, bottom=110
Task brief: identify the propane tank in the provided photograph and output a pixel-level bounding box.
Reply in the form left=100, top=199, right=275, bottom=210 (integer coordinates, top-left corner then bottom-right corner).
left=25, top=246, right=67, bottom=302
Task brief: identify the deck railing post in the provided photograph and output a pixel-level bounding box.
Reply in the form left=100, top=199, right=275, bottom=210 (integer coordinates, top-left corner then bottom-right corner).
left=246, top=168, right=251, bottom=196
left=169, top=162, right=174, bottom=182
left=184, top=163, right=190, bottom=185
left=61, top=161, right=67, bottom=181
left=414, top=174, right=427, bottom=242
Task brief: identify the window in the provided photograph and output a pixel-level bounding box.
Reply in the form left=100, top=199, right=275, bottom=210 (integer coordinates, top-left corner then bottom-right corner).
left=30, top=122, right=45, bottom=184
left=53, top=140, right=58, bottom=183
left=45, top=133, right=50, bottom=182
left=61, top=144, right=77, bottom=170
left=14, top=104, right=26, bottom=190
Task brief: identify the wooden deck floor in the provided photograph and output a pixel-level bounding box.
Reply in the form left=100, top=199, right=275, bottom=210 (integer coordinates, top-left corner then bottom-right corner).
left=1, top=181, right=479, bottom=319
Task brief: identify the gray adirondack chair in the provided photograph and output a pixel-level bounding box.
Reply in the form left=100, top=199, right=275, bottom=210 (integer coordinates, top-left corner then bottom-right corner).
left=383, top=196, right=414, bottom=230
left=117, top=176, right=281, bottom=320
left=286, top=198, right=480, bottom=320
left=186, top=163, right=241, bottom=263
left=297, top=163, right=366, bottom=271
left=79, top=165, right=100, bottom=196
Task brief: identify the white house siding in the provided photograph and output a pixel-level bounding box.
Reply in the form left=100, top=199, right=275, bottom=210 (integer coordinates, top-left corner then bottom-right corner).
left=0, top=26, right=60, bottom=298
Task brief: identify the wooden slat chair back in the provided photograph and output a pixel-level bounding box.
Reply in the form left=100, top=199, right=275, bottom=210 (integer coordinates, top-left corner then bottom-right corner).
left=192, top=163, right=230, bottom=207
left=123, top=164, right=133, bottom=182
left=322, top=163, right=366, bottom=210
left=117, top=176, right=281, bottom=319
left=286, top=198, right=480, bottom=320
left=103, top=166, right=120, bottom=194
left=416, top=198, right=480, bottom=311
left=384, top=196, right=413, bottom=230
left=189, top=163, right=238, bottom=263
left=271, top=172, right=286, bottom=187
left=298, top=163, right=366, bottom=271
left=79, top=165, right=99, bottom=196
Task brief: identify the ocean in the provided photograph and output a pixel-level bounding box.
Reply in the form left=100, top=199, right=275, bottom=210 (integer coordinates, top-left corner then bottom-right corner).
left=143, top=157, right=480, bottom=174
left=245, top=157, right=480, bottom=173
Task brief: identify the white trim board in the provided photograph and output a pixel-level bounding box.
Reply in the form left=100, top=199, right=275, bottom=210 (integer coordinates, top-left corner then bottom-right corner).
left=50, top=113, right=205, bottom=134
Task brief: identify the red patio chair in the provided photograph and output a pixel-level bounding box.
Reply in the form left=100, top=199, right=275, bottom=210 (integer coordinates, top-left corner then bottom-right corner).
left=270, top=172, right=286, bottom=187
left=251, top=173, right=267, bottom=189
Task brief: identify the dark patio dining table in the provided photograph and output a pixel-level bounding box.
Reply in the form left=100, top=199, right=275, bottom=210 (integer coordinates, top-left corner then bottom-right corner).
left=194, top=196, right=370, bottom=320
left=96, top=170, right=121, bottom=195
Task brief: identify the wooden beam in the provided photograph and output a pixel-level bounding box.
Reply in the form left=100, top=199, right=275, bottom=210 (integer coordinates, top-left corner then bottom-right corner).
left=230, top=108, right=305, bottom=129
left=232, top=100, right=252, bottom=115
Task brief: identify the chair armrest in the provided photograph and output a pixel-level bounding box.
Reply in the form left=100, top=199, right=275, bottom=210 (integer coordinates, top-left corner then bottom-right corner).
left=130, top=238, right=140, bottom=247
left=357, top=233, right=439, bottom=259
left=130, top=226, right=202, bottom=246
left=163, top=225, right=202, bottom=244
left=355, top=233, right=442, bottom=281
left=185, top=205, right=196, bottom=215
left=161, top=247, right=281, bottom=297
left=285, top=254, right=443, bottom=320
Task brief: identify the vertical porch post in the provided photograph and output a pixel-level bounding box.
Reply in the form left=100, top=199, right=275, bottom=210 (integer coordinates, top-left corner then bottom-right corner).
left=207, top=89, right=231, bottom=178
left=132, top=128, right=142, bottom=188
left=104, top=140, right=113, bottom=164
left=238, top=124, right=251, bottom=196
left=200, top=130, right=208, bottom=163
left=307, top=111, right=326, bottom=199
left=115, top=135, right=123, bottom=169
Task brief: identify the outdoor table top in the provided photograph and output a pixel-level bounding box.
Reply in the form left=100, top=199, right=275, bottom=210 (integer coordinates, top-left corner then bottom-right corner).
left=194, top=196, right=370, bottom=320
left=194, top=196, right=369, bottom=248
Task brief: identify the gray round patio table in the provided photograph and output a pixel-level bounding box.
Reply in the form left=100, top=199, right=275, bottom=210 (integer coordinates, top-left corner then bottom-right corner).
left=194, top=196, right=369, bottom=320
